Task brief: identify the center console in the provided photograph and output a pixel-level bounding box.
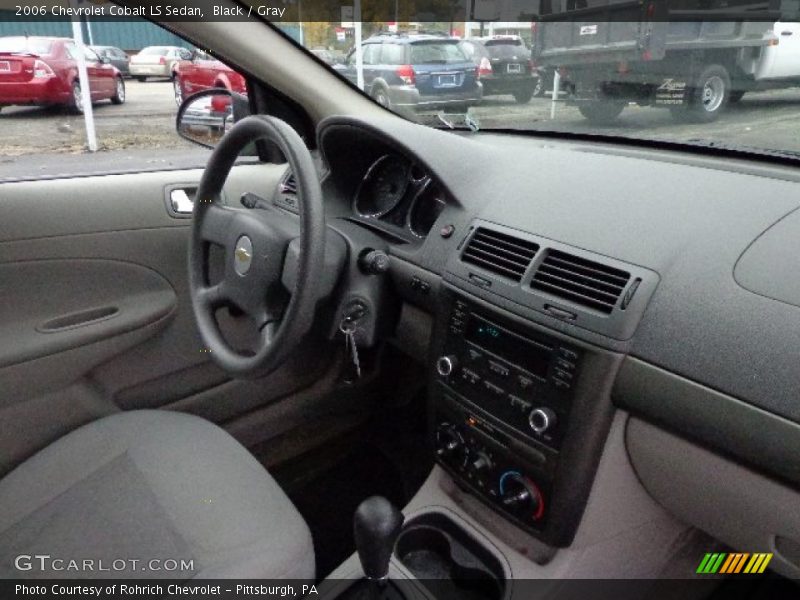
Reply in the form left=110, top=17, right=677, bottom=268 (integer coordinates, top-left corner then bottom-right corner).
left=430, top=289, right=620, bottom=547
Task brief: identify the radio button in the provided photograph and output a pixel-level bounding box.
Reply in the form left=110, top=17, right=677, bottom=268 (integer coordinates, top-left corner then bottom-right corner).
left=488, top=361, right=510, bottom=377
left=509, top=394, right=532, bottom=412
left=554, top=368, right=573, bottom=381
left=517, top=375, right=534, bottom=389
left=555, top=358, right=575, bottom=372
left=483, top=381, right=505, bottom=396
left=467, top=348, right=484, bottom=362
left=559, top=348, right=579, bottom=361
left=461, top=368, right=481, bottom=385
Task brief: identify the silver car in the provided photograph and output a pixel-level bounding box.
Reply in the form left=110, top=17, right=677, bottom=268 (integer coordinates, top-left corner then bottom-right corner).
left=129, top=46, right=192, bottom=81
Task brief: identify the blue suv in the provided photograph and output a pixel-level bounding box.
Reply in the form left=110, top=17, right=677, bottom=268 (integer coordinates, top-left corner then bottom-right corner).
left=336, top=33, right=483, bottom=112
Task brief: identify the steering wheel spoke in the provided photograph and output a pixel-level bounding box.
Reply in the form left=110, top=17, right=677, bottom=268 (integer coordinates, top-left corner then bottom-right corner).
left=200, top=203, right=236, bottom=246
left=196, top=282, right=229, bottom=310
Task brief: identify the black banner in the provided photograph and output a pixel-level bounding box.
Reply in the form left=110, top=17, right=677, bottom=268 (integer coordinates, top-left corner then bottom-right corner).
left=0, top=0, right=797, bottom=22
left=4, top=577, right=800, bottom=600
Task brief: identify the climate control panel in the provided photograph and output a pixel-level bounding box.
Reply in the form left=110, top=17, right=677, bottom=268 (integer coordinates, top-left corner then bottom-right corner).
left=433, top=409, right=552, bottom=532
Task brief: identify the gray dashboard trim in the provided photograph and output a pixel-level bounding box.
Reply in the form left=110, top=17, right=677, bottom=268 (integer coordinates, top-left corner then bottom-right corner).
left=614, top=357, right=800, bottom=487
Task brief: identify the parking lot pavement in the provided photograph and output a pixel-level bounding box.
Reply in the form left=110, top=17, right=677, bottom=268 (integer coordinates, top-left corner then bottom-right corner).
left=1, top=80, right=182, bottom=157
left=3, top=81, right=800, bottom=180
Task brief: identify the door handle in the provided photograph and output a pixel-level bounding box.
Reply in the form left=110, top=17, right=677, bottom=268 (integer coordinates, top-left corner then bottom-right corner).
left=169, top=188, right=194, bottom=214
left=781, top=30, right=793, bottom=36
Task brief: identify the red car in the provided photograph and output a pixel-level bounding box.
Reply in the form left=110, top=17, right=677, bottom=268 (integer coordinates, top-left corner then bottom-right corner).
left=0, top=36, right=125, bottom=114
left=173, top=51, right=246, bottom=105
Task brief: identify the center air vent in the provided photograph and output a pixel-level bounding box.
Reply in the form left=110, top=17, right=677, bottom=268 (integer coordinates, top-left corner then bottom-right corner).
left=462, top=227, right=538, bottom=282
left=280, top=173, right=297, bottom=195
left=531, top=250, right=630, bottom=314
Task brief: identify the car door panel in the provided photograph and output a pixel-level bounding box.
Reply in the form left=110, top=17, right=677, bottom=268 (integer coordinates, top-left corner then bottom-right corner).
left=0, top=163, right=340, bottom=476
left=0, top=258, right=176, bottom=369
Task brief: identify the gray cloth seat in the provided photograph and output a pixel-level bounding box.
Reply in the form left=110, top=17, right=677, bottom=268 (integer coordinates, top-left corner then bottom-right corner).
left=0, top=410, right=314, bottom=579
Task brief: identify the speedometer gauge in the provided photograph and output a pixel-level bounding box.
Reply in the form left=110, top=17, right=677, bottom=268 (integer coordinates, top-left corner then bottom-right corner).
left=354, top=155, right=411, bottom=218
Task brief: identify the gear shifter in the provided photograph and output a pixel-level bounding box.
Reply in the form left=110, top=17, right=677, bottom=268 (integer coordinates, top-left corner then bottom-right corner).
left=354, top=496, right=404, bottom=583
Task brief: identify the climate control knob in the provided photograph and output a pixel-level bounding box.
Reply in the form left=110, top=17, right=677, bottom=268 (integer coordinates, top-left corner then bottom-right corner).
left=528, top=407, right=557, bottom=435
left=434, top=423, right=467, bottom=467
left=436, top=355, right=458, bottom=377
left=470, top=450, right=493, bottom=474
left=499, top=471, right=544, bottom=521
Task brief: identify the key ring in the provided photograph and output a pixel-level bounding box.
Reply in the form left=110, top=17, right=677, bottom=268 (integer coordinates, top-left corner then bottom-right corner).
left=339, top=318, right=357, bottom=335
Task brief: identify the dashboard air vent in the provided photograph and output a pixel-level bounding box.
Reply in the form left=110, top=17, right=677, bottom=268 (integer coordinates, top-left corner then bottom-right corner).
left=280, top=173, right=297, bottom=195
left=531, top=250, right=630, bottom=314
left=462, top=227, right=539, bottom=282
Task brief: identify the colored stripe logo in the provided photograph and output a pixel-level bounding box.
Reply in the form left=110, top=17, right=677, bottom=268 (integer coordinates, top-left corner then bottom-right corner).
left=697, top=552, right=773, bottom=574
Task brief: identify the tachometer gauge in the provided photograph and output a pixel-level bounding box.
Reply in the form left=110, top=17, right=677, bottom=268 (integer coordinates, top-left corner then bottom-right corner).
left=354, top=155, right=411, bottom=218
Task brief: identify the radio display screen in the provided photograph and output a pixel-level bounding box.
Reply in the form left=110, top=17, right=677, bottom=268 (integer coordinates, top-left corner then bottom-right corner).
left=465, top=315, right=552, bottom=379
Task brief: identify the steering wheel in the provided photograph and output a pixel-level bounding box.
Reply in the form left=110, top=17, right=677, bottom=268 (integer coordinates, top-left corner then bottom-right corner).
left=189, top=115, right=325, bottom=377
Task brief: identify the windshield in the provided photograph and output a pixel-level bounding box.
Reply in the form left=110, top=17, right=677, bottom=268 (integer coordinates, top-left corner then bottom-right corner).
left=0, top=37, right=53, bottom=55
left=292, top=15, right=800, bottom=158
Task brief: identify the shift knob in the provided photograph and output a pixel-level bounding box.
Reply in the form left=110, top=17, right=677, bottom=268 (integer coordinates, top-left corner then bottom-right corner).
left=353, top=496, right=404, bottom=581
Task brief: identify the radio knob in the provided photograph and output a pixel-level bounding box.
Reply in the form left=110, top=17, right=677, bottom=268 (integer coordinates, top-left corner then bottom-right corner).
left=529, top=407, right=557, bottom=435
left=436, top=355, right=458, bottom=377
left=499, top=472, right=544, bottom=520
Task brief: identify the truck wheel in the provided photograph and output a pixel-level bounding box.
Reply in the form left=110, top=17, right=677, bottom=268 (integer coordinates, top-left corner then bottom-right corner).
left=514, top=87, right=534, bottom=104
left=677, top=64, right=731, bottom=123
left=578, top=101, right=625, bottom=124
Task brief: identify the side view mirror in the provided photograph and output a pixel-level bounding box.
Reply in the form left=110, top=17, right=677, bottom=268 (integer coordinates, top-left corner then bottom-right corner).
left=176, top=88, right=250, bottom=149
left=99, top=56, right=110, bottom=64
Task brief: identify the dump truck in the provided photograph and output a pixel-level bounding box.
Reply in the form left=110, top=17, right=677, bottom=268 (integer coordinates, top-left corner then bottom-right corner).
left=531, top=0, right=799, bottom=123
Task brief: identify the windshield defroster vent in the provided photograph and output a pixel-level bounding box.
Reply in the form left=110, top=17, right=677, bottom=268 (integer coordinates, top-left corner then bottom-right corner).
left=461, top=227, right=539, bottom=282
left=531, top=250, right=630, bottom=314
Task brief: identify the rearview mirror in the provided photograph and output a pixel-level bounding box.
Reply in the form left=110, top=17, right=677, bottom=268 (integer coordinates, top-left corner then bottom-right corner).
left=176, top=89, right=250, bottom=149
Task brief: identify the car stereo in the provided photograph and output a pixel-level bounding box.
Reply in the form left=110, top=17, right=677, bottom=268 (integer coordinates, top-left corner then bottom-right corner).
left=436, top=299, right=581, bottom=451
left=431, top=296, right=586, bottom=538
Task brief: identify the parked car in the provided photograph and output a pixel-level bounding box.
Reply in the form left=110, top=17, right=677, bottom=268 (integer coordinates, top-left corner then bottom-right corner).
left=173, top=50, right=246, bottom=105
left=90, top=46, right=130, bottom=77
left=334, top=33, right=482, bottom=112
left=459, top=35, right=541, bottom=103
left=129, top=46, right=192, bottom=81
left=0, top=36, right=125, bottom=114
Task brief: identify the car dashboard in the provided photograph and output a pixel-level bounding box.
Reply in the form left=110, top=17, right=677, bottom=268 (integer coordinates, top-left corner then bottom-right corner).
left=295, top=114, right=800, bottom=572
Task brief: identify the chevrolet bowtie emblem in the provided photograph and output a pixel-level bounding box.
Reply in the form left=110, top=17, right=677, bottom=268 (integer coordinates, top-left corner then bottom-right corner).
left=235, top=247, right=251, bottom=262
left=233, top=236, right=253, bottom=275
